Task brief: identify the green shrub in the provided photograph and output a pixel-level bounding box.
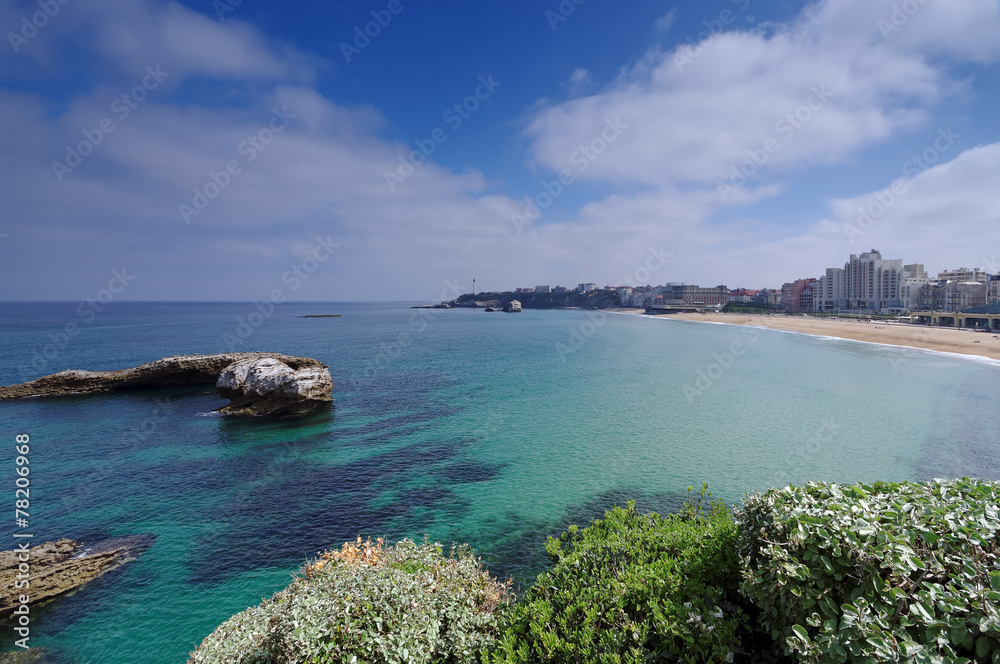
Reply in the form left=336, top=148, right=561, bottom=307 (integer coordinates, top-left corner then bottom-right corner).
left=484, top=487, right=745, bottom=663
left=737, top=478, right=1000, bottom=663
left=188, top=537, right=512, bottom=664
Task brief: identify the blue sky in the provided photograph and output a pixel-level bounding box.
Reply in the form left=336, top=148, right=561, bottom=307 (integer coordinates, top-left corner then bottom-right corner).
left=1, top=0, right=999, bottom=301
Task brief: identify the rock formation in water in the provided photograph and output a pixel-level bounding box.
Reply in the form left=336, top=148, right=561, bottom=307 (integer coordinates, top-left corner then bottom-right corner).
left=0, top=353, right=333, bottom=416
left=0, top=648, right=51, bottom=663
left=215, top=356, right=334, bottom=416
left=0, top=535, right=154, bottom=620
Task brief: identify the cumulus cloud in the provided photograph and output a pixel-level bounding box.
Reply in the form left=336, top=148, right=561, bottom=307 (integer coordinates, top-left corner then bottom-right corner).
left=822, top=142, right=1000, bottom=273
left=523, top=0, right=999, bottom=190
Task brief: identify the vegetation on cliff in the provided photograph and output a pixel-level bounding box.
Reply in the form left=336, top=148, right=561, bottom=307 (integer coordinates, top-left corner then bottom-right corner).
left=485, top=488, right=744, bottom=663
left=190, top=479, right=1000, bottom=663
left=187, top=537, right=511, bottom=664
left=738, top=478, right=1000, bottom=663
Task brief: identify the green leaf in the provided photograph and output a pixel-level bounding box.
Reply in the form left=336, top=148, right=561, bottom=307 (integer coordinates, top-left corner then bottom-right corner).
left=792, top=624, right=811, bottom=645
left=978, top=636, right=990, bottom=659
left=910, top=602, right=934, bottom=622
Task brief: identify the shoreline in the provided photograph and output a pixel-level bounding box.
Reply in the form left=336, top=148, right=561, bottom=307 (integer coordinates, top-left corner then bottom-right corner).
left=608, top=309, right=1000, bottom=363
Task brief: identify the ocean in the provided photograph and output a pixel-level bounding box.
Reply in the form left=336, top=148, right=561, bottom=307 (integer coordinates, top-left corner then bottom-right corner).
left=1, top=301, right=998, bottom=663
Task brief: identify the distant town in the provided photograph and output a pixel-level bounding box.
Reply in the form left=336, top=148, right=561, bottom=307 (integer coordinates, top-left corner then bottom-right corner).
left=455, top=249, right=1000, bottom=323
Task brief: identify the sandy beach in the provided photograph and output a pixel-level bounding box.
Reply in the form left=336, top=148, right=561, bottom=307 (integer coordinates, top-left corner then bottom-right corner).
left=610, top=309, right=1000, bottom=362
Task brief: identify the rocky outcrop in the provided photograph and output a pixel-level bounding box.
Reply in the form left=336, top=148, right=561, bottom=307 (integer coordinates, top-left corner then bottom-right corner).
left=216, top=357, right=333, bottom=416
left=0, top=649, right=51, bottom=663
left=0, top=535, right=154, bottom=620
left=0, top=353, right=327, bottom=400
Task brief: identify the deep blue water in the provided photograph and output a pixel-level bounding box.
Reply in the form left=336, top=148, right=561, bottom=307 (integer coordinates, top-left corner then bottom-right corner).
left=0, top=301, right=998, bottom=662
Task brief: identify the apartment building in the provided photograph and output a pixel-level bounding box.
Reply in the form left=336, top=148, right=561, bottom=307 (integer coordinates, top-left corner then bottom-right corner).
left=814, top=249, right=903, bottom=312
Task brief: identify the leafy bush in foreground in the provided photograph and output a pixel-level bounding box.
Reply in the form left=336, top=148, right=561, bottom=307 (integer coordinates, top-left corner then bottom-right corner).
left=484, top=488, right=744, bottom=663
left=187, top=537, right=512, bottom=664
left=737, top=478, right=1000, bottom=663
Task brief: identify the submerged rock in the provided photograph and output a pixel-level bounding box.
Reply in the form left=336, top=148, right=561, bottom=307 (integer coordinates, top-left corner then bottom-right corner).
left=216, top=357, right=333, bottom=416
left=0, top=534, right=155, bottom=620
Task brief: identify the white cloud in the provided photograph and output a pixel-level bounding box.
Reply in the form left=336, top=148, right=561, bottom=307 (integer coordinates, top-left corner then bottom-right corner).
left=564, top=67, right=592, bottom=95
left=654, top=9, right=677, bottom=34
left=822, top=142, right=1000, bottom=272
left=569, top=67, right=591, bottom=86
left=3, top=0, right=1000, bottom=301
left=3, top=0, right=312, bottom=82
left=523, top=0, right=999, bottom=190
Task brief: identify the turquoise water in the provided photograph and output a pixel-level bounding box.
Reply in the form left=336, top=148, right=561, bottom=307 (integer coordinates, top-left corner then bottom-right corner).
left=0, top=302, right=998, bottom=662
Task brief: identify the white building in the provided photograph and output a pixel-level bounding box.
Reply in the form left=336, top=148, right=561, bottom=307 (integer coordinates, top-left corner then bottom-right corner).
left=631, top=292, right=652, bottom=308
left=991, top=276, right=1000, bottom=304
left=901, top=264, right=930, bottom=311
left=937, top=267, right=992, bottom=283
left=814, top=267, right=845, bottom=312
left=944, top=281, right=988, bottom=311
left=813, top=250, right=905, bottom=312
left=577, top=283, right=596, bottom=292
left=847, top=250, right=903, bottom=310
